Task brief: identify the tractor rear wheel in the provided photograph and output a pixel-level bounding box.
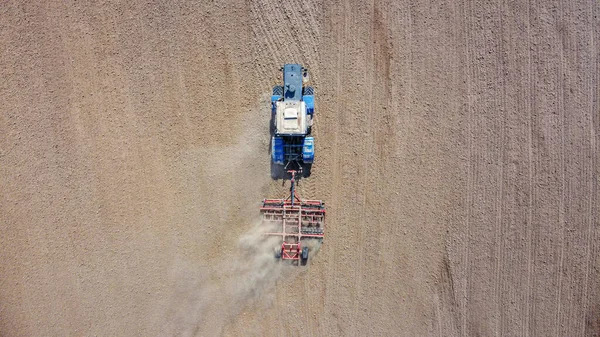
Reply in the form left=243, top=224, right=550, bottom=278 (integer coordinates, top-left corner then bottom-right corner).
left=271, top=162, right=285, bottom=180
left=303, top=86, right=314, bottom=96
left=301, top=163, right=312, bottom=178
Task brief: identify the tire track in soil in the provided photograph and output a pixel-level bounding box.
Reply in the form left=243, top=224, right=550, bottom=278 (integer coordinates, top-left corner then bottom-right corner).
left=460, top=0, right=474, bottom=334
left=465, top=0, right=495, bottom=334
left=480, top=1, right=503, bottom=333
left=248, top=1, right=281, bottom=79
left=530, top=1, right=547, bottom=333
left=316, top=0, right=347, bottom=334
left=348, top=1, right=382, bottom=334
left=465, top=0, right=518, bottom=334
left=582, top=0, right=598, bottom=334
left=564, top=1, right=596, bottom=331
left=530, top=1, right=570, bottom=334
left=499, top=1, right=535, bottom=333
left=347, top=4, right=372, bottom=334
left=283, top=1, right=316, bottom=66
left=554, top=2, right=567, bottom=334
left=525, top=0, right=536, bottom=335
left=502, top=1, right=536, bottom=333
left=436, top=1, right=465, bottom=334
left=492, top=0, right=507, bottom=333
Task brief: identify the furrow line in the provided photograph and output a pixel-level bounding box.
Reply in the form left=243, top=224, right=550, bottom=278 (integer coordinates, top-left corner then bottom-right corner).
left=554, top=1, right=567, bottom=334
left=461, top=0, right=474, bottom=335
left=494, top=1, right=507, bottom=334
left=524, top=0, right=535, bottom=335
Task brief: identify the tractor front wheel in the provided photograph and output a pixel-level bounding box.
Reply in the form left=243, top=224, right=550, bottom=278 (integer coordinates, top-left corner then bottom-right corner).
left=273, top=85, right=283, bottom=96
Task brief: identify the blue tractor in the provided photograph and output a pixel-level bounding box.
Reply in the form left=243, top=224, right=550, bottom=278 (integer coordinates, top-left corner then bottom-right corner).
left=271, top=64, right=315, bottom=178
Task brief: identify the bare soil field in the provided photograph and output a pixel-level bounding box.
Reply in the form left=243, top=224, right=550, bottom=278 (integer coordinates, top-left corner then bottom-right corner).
left=1, top=1, right=598, bottom=336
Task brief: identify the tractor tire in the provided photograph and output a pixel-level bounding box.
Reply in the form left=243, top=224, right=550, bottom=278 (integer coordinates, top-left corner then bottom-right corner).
left=303, top=86, right=314, bottom=96
left=273, top=85, right=283, bottom=96
left=271, top=162, right=288, bottom=180
left=301, top=163, right=312, bottom=178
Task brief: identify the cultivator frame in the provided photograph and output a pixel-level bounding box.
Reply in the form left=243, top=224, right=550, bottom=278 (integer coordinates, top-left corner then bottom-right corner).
left=260, top=170, right=325, bottom=264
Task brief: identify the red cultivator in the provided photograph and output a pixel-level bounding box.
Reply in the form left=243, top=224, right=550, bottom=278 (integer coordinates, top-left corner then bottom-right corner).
left=261, top=170, right=325, bottom=265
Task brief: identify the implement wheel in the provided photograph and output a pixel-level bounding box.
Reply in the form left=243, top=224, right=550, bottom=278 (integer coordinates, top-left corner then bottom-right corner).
left=300, top=247, right=309, bottom=266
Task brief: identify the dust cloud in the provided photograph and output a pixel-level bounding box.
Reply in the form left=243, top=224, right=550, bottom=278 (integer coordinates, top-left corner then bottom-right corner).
left=166, top=220, right=289, bottom=337
left=162, top=96, right=291, bottom=336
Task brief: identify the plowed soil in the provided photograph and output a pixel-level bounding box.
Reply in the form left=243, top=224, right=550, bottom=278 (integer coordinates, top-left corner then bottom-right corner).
left=1, top=1, right=598, bottom=336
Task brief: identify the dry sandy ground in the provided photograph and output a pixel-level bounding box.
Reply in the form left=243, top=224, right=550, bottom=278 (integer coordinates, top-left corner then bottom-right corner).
left=1, top=1, right=599, bottom=336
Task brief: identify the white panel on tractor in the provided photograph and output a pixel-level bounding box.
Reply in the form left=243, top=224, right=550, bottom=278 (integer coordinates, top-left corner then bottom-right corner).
left=276, top=101, right=307, bottom=135
left=284, top=107, right=298, bottom=118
